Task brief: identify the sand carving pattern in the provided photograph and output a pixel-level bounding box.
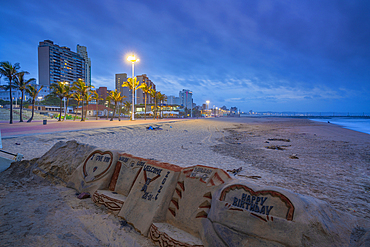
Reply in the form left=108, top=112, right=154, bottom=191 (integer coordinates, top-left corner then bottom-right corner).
left=168, top=166, right=224, bottom=220
left=92, top=191, right=124, bottom=212
left=149, top=224, right=204, bottom=247
left=109, top=161, right=122, bottom=191
left=196, top=192, right=212, bottom=219
left=182, top=165, right=231, bottom=186
left=219, top=184, right=295, bottom=221
left=83, top=150, right=113, bottom=183
left=168, top=181, right=185, bottom=217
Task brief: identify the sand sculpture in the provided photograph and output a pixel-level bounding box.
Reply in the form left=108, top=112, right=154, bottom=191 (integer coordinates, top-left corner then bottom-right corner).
left=66, top=147, right=360, bottom=247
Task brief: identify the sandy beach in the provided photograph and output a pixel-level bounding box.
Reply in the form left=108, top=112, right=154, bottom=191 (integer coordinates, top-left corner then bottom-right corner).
left=1, top=117, right=369, bottom=246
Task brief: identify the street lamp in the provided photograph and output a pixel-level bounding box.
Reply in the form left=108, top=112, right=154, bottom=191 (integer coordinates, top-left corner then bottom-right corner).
left=127, top=54, right=139, bottom=121
left=61, top=81, right=69, bottom=117
left=206, top=100, right=210, bottom=117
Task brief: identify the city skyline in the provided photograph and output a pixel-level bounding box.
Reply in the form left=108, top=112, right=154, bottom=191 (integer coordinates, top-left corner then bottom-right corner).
left=1, top=0, right=370, bottom=113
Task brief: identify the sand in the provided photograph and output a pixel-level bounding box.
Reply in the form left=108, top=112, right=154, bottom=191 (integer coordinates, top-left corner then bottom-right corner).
left=1, top=117, right=369, bottom=246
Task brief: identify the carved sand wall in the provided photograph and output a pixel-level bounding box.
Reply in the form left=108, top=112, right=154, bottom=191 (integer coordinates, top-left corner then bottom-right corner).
left=62, top=145, right=363, bottom=247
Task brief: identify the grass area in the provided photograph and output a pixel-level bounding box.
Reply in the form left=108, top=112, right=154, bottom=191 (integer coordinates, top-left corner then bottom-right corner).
left=0, top=108, right=47, bottom=121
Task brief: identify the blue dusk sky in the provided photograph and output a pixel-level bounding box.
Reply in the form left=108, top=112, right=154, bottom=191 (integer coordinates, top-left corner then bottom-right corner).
left=1, top=0, right=369, bottom=113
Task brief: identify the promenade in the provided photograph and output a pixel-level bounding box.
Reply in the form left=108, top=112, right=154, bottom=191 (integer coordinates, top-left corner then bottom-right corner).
left=0, top=118, right=184, bottom=139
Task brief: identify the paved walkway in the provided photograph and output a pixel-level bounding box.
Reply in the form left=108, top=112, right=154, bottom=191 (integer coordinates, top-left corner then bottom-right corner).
left=0, top=118, right=185, bottom=138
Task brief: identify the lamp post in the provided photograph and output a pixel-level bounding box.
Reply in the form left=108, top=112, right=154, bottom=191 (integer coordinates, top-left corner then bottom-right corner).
left=127, top=54, right=139, bottom=121
left=62, top=81, right=69, bottom=117
left=206, top=100, right=210, bottom=117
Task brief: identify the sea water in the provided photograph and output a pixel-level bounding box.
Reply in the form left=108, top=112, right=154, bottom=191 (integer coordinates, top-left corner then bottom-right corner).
left=310, top=118, right=370, bottom=135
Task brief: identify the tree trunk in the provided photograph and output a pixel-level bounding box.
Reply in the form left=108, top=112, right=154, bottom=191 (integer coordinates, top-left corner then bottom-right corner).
left=9, top=79, right=13, bottom=124
left=118, top=102, right=121, bottom=121
left=110, top=102, right=116, bottom=121
left=96, top=102, right=99, bottom=120
left=74, top=102, right=80, bottom=121
left=81, top=100, right=85, bottom=121
left=144, top=93, right=147, bottom=120
left=84, top=102, right=89, bottom=120
left=64, top=99, right=69, bottom=121
left=153, top=100, right=157, bottom=120
left=27, top=100, right=34, bottom=122
left=58, top=98, right=62, bottom=121
left=20, top=91, right=24, bottom=122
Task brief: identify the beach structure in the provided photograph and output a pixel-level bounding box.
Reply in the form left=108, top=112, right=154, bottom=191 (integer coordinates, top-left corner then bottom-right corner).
left=38, top=40, right=89, bottom=87
left=66, top=146, right=357, bottom=246
left=75, top=104, right=113, bottom=118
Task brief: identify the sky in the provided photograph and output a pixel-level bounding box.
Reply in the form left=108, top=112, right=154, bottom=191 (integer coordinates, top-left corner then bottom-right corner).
left=1, top=0, right=370, bottom=113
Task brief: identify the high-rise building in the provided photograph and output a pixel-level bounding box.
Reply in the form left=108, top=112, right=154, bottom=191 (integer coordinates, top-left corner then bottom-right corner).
left=115, top=73, right=156, bottom=105
left=115, top=73, right=130, bottom=102
left=96, top=87, right=108, bottom=100
left=167, top=96, right=180, bottom=105
left=38, top=40, right=87, bottom=87
left=136, top=74, right=156, bottom=105
left=77, top=45, right=92, bottom=86
left=179, top=89, right=193, bottom=109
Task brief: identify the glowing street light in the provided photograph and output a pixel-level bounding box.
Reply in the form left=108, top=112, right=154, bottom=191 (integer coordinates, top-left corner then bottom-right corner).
left=61, top=81, right=69, bottom=118
left=127, top=54, right=139, bottom=120
left=205, top=100, right=210, bottom=117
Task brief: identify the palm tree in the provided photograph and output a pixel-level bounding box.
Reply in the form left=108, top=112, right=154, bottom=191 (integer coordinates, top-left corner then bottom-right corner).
left=91, top=91, right=103, bottom=120
left=123, top=101, right=131, bottom=117
left=83, top=91, right=94, bottom=120
left=138, top=82, right=151, bottom=120
left=72, top=92, right=83, bottom=121
left=122, top=77, right=140, bottom=120
left=14, top=72, right=36, bottom=122
left=25, top=85, right=43, bottom=123
left=148, top=88, right=157, bottom=120
left=50, top=82, right=66, bottom=121
left=0, top=61, right=21, bottom=124
left=156, top=92, right=167, bottom=119
left=63, top=84, right=73, bottom=121
left=106, top=90, right=126, bottom=121
left=72, top=79, right=93, bottom=121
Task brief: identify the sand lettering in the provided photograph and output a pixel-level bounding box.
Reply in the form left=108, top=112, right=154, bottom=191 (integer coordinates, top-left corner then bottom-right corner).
left=232, top=194, right=273, bottom=216
left=143, top=164, right=162, bottom=176
left=137, top=161, right=145, bottom=167
left=118, top=156, right=129, bottom=163
left=193, top=167, right=213, bottom=174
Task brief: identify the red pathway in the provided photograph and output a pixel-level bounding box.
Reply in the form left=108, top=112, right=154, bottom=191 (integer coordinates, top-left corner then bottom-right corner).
left=0, top=118, right=184, bottom=138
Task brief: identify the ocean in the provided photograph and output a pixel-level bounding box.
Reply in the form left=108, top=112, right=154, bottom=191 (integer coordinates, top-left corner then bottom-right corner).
left=310, top=117, right=370, bottom=135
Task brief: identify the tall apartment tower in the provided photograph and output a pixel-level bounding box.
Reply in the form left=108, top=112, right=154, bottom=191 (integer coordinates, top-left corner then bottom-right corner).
left=77, top=45, right=92, bottom=86
left=167, top=96, right=180, bottom=105
left=179, top=89, right=193, bottom=108
left=115, top=73, right=156, bottom=105
left=38, top=40, right=86, bottom=87
left=136, top=74, right=156, bottom=105
left=115, top=73, right=130, bottom=102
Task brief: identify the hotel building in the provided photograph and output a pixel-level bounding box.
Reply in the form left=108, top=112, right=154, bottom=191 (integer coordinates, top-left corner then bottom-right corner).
left=115, top=73, right=156, bottom=105
left=179, top=89, right=193, bottom=109
left=77, top=45, right=92, bottom=86
left=38, top=40, right=89, bottom=87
